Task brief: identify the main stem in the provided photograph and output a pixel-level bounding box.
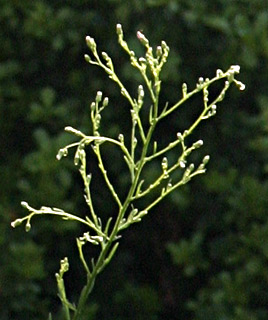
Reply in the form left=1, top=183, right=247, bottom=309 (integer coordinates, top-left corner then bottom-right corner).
left=72, top=121, right=157, bottom=319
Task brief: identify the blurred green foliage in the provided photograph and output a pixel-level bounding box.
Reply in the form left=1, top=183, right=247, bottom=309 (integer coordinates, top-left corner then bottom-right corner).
left=1, top=0, right=267, bottom=319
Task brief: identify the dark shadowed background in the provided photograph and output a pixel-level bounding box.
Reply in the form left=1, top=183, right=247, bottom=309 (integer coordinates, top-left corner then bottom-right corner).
left=1, top=0, right=268, bottom=319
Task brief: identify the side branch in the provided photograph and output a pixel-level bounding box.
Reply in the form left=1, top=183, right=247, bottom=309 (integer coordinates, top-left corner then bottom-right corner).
left=11, top=202, right=107, bottom=238
left=93, top=145, right=123, bottom=209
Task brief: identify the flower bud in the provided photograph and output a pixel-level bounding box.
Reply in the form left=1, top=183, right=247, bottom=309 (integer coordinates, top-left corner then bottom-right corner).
left=156, top=46, right=162, bottom=57
left=96, top=91, right=102, bottom=103
left=161, top=41, right=169, bottom=51
left=230, top=65, right=240, bottom=73
left=21, top=201, right=29, bottom=208
left=202, top=155, right=210, bottom=164
left=91, top=102, right=96, bottom=111
left=193, top=140, right=203, bottom=148
left=56, top=148, right=68, bottom=160
left=179, top=160, right=186, bottom=168
left=85, top=36, right=96, bottom=50
left=116, top=24, right=123, bottom=35
left=182, top=83, right=187, bottom=97
left=25, top=221, right=31, bottom=232
left=198, top=77, right=204, bottom=84
left=102, top=51, right=109, bottom=60
left=137, top=31, right=149, bottom=46
left=177, top=132, right=183, bottom=142
left=11, top=219, right=23, bottom=228
left=139, top=57, right=147, bottom=64
left=84, top=54, right=91, bottom=63
left=118, top=134, right=124, bottom=143
left=103, top=97, right=109, bottom=107
left=138, top=85, right=144, bottom=97
left=161, top=157, right=168, bottom=170
left=216, top=69, right=223, bottom=77
left=234, top=80, right=245, bottom=91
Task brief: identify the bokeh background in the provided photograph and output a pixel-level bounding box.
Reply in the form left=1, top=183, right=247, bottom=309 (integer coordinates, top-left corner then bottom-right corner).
left=1, top=0, right=268, bottom=319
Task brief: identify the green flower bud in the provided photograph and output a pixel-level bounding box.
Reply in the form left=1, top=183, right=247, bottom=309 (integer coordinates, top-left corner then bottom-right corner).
left=182, top=83, right=187, bottom=97
left=103, top=97, right=109, bottom=107
left=138, top=57, right=147, bottom=64
left=177, top=132, right=183, bottom=142
left=118, top=134, right=124, bottom=143
left=199, top=77, right=204, bottom=84
left=116, top=23, right=123, bottom=36
left=216, top=69, right=223, bottom=77
left=234, top=80, right=245, bottom=91
left=25, top=221, right=31, bottom=232
left=85, top=36, right=96, bottom=50
left=161, top=41, right=168, bottom=51
left=202, top=155, right=210, bottom=164
left=138, top=85, right=144, bottom=97
left=179, top=160, right=186, bottom=168
left=91, top=102, right=96, bottom=111
left=156, top=46, right=162, bottom=57
left=21, top=201, right=29, bottom=208
left=101, top=51, right=109, bottom=60
left=96, top=91, right=102, bottom=103
left=137, top=31, right=149, bottom=46
left=193, top=140, right=203, bottom=148
left=84, top=54, right=91, bottom=63
left=11, top=219, right=23, bottom=228
left=161, top=157, right=168, bottom=170
left=56, top=148, right=68, bottom=160
left=230, top=65, right=240, bottom=74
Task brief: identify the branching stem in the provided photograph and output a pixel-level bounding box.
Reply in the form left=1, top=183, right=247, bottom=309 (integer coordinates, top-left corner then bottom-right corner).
left=11, top=26, right=244, bottom=320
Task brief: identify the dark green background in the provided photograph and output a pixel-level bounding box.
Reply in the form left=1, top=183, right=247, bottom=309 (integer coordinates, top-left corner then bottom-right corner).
left=1, top=0, right=268, bottom=319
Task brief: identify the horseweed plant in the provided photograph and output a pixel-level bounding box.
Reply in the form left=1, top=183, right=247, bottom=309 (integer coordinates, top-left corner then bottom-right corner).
left=11, top=24, right=245, bottom=319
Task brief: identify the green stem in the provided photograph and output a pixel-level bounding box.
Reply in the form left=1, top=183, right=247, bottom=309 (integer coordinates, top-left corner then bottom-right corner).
left=72, top=242, right=110, bottom=320
left=94, top=145, right=123, bottom=209
left=72, top=120, right=157, bottom=319
left=159, top=72, right=228, bottom=121
left=143, top=168, right=205, bottom=214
